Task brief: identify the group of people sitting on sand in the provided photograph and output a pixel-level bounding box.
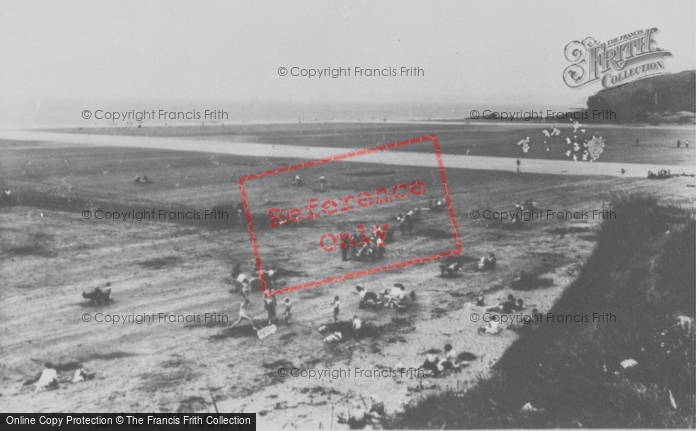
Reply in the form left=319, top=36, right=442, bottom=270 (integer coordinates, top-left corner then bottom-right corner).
left=472, top=294, right=527, bottom=335
left=473, top=292, right=524, bottom=312
left=320, top=313, right=364, bottom=343
left=648, top=169, right=672, bottom=179
left=317, top=283, right=419, bottom=344
left=486, top=294, right=525, bottom=313
left=82, top=283, right=113, bottom=306
left=439, top=252, right=497, bottom=277
left=421, top=344, right=472, bottom=377
left=510, top=199, right=537, bottom=225
left=439, top=260, right=463, bottom=276
left=24, top=362, right=95, bottom=391
left=477, top=253, right=497, bottom=271
left=510, top=270, right=553, bottom=290
left=355, top=284, right=416, bottom=310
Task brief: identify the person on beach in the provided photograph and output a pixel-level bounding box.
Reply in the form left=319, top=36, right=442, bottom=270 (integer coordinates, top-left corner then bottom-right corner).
left=324, top=331, right=343, bottom=343
left=440, top=344, right=463, bottom=372
left=356, top=284, right=380, bottom=309
left=34, top=363, right=59, bottom=390
left=352, top=315, right=362, bottom=338
left=341, top=234, right=352, bottom=261
left=331, top=295, right=340, bottom=322
left=440, top=261, right=462, bottom=276
left=516, top=159, right=521, bottom=173
left=475, top=291, right=486, bottom=307
left=237, top=273, right=251, bottom=308
left=229, top=302, right=259, bottom=330
left=479, top=314, right=501, bottom=335
left=369, top=395, right=386, bottom=418
left=480, top=253, right=494, bottom=270
left=487, top=294, right=518, bottom=313
left=320, top=175, right=326, bottom=190
left=231, top=263, right=242, bottom=280
left=264, top=295, right=277, bottom=325
left=422, top=352, right=442, bottom=377
left=347, top=401, right=368, bottom=429
left=283, top=298, right=292, bottom=325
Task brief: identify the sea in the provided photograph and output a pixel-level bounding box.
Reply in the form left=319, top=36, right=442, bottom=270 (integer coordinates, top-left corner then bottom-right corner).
left=0, top=98, right=573, bottom=129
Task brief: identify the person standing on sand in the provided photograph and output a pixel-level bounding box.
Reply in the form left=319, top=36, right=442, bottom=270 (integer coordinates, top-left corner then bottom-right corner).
left=320, top=175, right=326, bottom=190
left=283, top=298, right=292, bottom=325
left=352, top=315, right=362, bottom=338
left=237, top=274, right=251, bottom=308
left=231, top=263, right=241, bottom=280
left=475, top=291, right=486, bottom=306
left=264, top=295, right=277, bottom=326
left=332, top=296, right=341, bottom=321
left=341, top=234, right=351, bottom=261
left=516, top=159, right=521, bottom=173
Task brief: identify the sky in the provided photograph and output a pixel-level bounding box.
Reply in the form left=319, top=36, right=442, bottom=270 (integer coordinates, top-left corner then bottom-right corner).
left=0, top=0, right=696, bottom=106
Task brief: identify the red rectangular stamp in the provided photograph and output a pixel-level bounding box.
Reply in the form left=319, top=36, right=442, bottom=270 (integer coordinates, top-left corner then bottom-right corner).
left=238, top=134, right=461, bottom=297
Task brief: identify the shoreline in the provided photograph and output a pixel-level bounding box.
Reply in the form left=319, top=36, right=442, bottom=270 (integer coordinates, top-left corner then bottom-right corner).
left=1, top=119, right=696, bottom=133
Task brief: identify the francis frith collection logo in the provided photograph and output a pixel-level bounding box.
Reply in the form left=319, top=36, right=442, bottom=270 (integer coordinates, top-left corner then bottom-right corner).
left=563, top=28, right=672, bottom=89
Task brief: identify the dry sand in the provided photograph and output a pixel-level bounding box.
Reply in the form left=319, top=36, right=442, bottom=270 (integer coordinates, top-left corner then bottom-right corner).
left=0, top=125, right=695, bottom=428
left=0, top=130, right=694, bottom=178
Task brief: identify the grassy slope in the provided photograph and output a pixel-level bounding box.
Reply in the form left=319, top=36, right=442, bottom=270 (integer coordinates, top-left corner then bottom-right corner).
left=391, top=195, right=695, bottom=428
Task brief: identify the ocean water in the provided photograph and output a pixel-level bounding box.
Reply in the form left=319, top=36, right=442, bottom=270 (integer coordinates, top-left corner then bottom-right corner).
left=0, top=98, right=564, bottom=129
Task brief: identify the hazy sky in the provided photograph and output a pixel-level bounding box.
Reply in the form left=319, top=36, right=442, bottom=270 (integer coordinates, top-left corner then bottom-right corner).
left=0, top=0, right=695, bottom=105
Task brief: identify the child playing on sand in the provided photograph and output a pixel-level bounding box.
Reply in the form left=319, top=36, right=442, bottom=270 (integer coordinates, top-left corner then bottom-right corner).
left=331, top=296, right=340, bottom=322
left=479, top=314, right=501, bottom=335
left=352, top=315, right=362, bottom=338
left=440, top=344, right=463, bottom=373
left=229, top=302, right=259, bottom=330
left=236, top=272, right=251, bottom=307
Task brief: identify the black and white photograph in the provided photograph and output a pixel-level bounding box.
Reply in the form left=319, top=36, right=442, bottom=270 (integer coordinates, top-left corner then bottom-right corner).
left=0, top=1, right=696, bottom=429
